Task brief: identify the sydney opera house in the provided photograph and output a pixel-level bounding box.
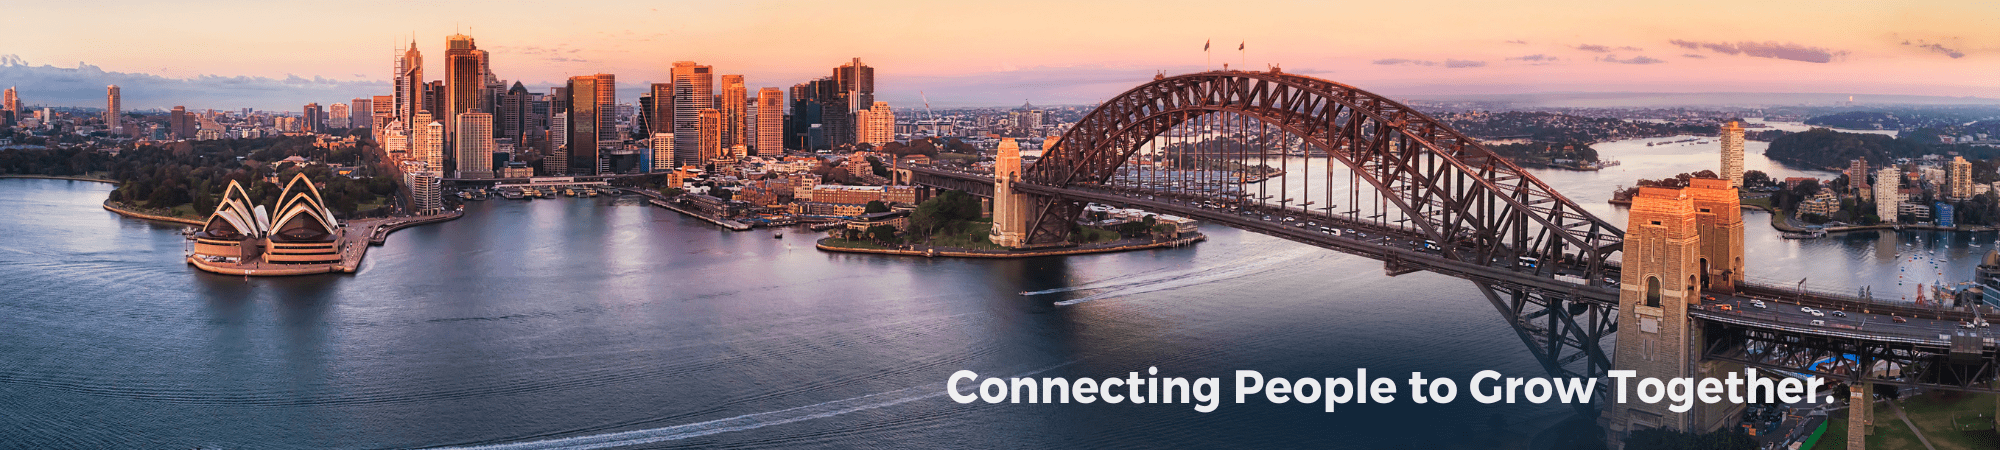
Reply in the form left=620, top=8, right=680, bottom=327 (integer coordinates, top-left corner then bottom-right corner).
left=188, top=173, right=346, bottom=273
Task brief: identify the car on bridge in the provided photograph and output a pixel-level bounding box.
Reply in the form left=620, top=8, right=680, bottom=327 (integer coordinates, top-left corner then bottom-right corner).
left=1750, top=299, right=1767, bottom=309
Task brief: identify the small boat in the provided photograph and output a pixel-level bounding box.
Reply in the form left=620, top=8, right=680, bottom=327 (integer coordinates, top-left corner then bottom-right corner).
left=773, top=232, right=784, bottom=239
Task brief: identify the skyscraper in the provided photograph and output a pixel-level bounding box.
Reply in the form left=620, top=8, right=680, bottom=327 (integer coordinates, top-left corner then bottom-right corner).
left=349, top=98, right=372, bottom=130
left=698, top=108, right=722, bottom=163
left=756, top=88, right=784, bottom=155
left=444, top=33, right=485, bottom=148
left=103, top=85, right=120, bottom=132
left=1719, top=120, right=1744, bottom=188
left=455, top=112, right=494, bottom=178
left=303, top=103, right=324, bottom=134
left=2, top=86, right=17, bottom=126
left=498, top=82, right=531, bottom=143
left=855, top=101, right=894, bottom=146
left=648, top=83, right=671, bottom=138
left=395, top=41, right=424, bottom=131
left=329, top=103, right=350, bottom=129
left=834, top=58, right=874, bottom=112
left=564, top=74, right=615, bottom=175
left=720, top=75, right=746, bottom=149
left=370, top=95, right=393, bottom=129
left=671, top=62, right=713, bottom=167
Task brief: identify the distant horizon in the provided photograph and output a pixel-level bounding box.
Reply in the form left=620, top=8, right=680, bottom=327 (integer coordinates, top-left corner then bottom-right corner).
left=5, top=55, right=1999, bottom=114
left=7, top=0, right=1995, bottom=112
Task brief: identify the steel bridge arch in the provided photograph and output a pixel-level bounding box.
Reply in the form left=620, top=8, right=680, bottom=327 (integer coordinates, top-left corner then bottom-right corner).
left=1025, top=70, right=1625, bottom=283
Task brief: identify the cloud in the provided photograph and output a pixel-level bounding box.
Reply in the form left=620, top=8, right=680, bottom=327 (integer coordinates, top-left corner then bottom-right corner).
left=1665, top=39, right=1847, bottom=63
left=0, top=55, right=385, bottom=110
left=1681, top=54, right=1706, bottom=59
left=1372, top=58, right=1436, bottom=66
left=1504, top=40, right=1528, bottom=45
left=1575, top=44, right=1611, bottom=52
left=1371, top=59, right=1483, bottom=68
left=1598, top=55, right=1665, bottom=65
left=1507, top=54, right=1558, bottom=62
left=1900, top=40, right=1965, bottom=58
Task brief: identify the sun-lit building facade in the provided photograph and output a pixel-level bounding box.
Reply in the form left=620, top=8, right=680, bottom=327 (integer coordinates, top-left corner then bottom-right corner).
left=188, top=174, right=343, bottom=266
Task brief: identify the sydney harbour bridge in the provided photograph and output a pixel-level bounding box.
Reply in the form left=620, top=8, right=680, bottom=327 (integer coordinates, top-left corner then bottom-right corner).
left=906, top=69, right=1999, bottom=448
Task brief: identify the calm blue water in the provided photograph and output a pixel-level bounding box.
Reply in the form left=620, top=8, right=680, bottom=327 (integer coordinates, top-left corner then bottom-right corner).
left=0, top=138, right=1983, bottom=448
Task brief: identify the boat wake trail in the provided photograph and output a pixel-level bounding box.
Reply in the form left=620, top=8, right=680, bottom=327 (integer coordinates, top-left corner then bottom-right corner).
left=1043, top=248, right=1319, bottom=306
left=433, top=362, right=1075, bottom=450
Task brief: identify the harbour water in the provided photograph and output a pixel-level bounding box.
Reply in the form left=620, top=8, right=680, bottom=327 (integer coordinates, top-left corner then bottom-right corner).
left=0, top=136, right=1986, bottom=448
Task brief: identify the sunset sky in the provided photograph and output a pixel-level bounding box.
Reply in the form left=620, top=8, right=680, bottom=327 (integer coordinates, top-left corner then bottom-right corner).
left=3, top=0, right=1996, bottom=110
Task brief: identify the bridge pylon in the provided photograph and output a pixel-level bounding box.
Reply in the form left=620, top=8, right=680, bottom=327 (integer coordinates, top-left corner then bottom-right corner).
left=990, top=138, right=1030, bottom=248
left=1606, top=187, right=1708, bottom=444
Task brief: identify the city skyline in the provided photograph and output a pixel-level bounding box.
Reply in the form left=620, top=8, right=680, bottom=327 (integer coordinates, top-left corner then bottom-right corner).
left=3, top=0, right=1997, bottom=111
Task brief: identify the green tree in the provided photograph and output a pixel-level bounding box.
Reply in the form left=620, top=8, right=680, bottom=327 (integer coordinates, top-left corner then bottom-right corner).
left=864, top=200, right=890, bottom=214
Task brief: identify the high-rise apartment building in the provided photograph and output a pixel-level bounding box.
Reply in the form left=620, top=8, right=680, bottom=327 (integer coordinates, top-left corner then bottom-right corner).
left=405, top=170, right=444, bottom=214
left=720, top=75, right=746, bottom=148
left=1719, top=120, right=1744, bottom=188
left=1950, top=156, right=1973, bottom=200
left=756, top=87, right=783, bottom=155
left=548, top=111, right=568, bottom=176
left=855, top=101, right=894, bottom=146
left=417, top=113, right=445, bottom=170
left=329, top=103, right=350, bottom=129
left=455, top=112, right=495, bottom=178
left=651, top=133, right=675, bottom=172
left=395, top=41, right=424, bottom=131
left=1876, top=167, right=1900, bottom=221
left=698, top=108, right=722, bottom=163
left=103, top=85, right=120, bottom=132
left=671, top=61, right=714, bottom=167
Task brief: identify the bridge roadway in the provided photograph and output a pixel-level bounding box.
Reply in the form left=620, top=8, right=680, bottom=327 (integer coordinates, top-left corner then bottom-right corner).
left=910, top=166, right=1997, bottom=351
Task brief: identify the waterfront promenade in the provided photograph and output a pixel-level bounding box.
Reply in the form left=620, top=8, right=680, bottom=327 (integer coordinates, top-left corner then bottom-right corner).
left=817, top=234, right=1205, bottom=258
left=183, top=211, right=460, bottom=276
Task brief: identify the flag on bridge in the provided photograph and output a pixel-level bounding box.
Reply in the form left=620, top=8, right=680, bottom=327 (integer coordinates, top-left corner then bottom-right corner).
left=1204, top=40, right=1210, bottom=51
left=1239, top=42, right=1245, bottom=51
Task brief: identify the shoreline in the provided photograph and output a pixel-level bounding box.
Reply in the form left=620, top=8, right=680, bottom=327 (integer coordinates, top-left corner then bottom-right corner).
left=816, top=234, right=1206, bottom=258
left=1, top=174, right=116, bottom=183
left=102, top=201, right=203, bottom=226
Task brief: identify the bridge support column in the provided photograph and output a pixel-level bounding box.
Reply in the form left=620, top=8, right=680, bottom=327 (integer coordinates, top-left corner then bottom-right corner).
left=1606, top=188, right=1705, bottom=448
left=1847, top=382, right=1872, bottom=450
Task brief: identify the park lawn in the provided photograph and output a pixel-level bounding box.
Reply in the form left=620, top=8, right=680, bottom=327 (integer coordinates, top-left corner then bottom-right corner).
left=1897, top=392, right=2000, bottom=450
left=927, top=221, right=1004, bottom=250
left=1741, top=196, right=1773, bottom=210
left=1075, top=226, right=1120, bottom=243
left=169, top=204, right=202, bottom=220
left=1817, top=401, right=1925, bottom=450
